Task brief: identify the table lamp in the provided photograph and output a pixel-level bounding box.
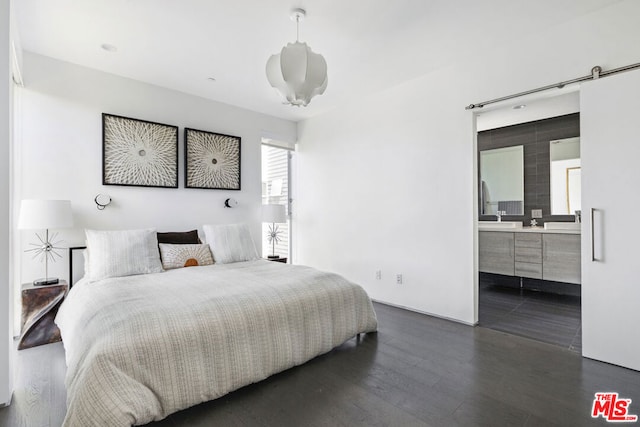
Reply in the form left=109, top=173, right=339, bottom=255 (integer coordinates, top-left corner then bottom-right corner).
left=18, top=199, right=73, bottom=286
left=261, top=204, right=286, bottom=259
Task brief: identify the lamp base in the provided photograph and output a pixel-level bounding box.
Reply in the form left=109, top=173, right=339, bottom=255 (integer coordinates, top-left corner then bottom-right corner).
left=33, top=277, right=59, bottom=286
left=267, top=255, right=280, bottom=259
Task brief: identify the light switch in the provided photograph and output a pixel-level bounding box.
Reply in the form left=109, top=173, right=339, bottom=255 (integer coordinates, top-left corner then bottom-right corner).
left=532, top=209, right=543, bottom=218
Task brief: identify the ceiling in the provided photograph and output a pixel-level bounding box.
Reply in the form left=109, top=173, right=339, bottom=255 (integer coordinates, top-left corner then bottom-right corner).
left=15, top=0, right=621, bottom=122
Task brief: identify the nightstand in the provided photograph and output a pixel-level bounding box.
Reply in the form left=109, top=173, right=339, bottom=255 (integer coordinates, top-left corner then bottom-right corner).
left=19, top=280, right=69, bottom=350
left=267, top=257, right=287, bottom=263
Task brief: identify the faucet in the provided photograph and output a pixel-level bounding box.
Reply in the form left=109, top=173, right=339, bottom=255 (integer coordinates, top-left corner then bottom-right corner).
left=496, top=211, right=504, bottom=222
left=575, top=210, right=581, bottom=223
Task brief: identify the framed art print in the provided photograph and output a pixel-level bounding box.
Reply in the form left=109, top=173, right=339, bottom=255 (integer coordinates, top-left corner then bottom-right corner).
left=185, top=128, right=241, bottom=190
left=102, top=113, right=179, bottom=188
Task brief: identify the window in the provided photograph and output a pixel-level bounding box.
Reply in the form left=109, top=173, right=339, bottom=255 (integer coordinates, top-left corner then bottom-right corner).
left=261, top=142, right=292, bottom=260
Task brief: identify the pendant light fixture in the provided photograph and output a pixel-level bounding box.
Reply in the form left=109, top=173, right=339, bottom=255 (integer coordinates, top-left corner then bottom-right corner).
left=266, top=9, right=328, bottom=107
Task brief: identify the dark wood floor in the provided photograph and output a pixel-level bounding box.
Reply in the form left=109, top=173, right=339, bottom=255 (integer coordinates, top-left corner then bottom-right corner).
left=479, top=280, right=582, bottom=352
left=2, top=302, right=639, bottom=426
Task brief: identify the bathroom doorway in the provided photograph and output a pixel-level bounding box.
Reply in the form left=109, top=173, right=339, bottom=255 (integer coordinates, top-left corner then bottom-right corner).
left=475, top=91, right=582, bottom=352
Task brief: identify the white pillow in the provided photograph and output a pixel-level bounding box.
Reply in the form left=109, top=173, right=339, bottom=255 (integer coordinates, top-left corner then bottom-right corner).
left=159, top=243, right=214, bottom=270
left=202, top=223, right=258, bottom=264
left=85, top=228, right=164, bottom=282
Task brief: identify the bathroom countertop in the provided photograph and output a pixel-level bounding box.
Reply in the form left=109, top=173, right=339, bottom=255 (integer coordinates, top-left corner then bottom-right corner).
left=478, top=225, right=581, bottom=234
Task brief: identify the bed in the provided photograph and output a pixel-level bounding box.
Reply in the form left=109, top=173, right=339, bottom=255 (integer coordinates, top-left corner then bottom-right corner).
left=55, top=225, right=377, bottom=426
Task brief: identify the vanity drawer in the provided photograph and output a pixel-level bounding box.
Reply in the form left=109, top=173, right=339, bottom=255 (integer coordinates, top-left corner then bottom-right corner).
left=515, top=233, right=542, bottom=248
left=515, top=261, right=543, bottom=279
left=515, top=246, right=542, bottom=263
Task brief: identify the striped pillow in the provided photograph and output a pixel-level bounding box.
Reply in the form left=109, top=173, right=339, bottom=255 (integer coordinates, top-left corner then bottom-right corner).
left=202, top=223, right=258, bottom=264
left=85, top=228, right=164, bottom=282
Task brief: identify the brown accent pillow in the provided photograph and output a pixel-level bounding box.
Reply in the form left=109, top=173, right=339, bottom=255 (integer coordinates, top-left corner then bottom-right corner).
left=156, top=230, right=201, bottom=245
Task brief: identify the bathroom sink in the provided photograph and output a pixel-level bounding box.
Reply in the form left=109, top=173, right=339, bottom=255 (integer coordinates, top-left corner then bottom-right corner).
left=544, top=222, right=581, bottom=231
left=478, top=221, right=523, bottom=229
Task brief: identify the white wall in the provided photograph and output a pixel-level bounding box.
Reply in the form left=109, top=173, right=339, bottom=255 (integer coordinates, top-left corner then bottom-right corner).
left=14, top=52, right=296, bottom=327
left=295, top=0, right=640, bottom=324
left=296, top=63, right=477, bottom=323
left=1, top=0, right=13, bottom=407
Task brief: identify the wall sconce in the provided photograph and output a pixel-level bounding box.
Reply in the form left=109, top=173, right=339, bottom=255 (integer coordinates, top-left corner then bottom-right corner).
left=95, top=194, right=112, bottom=210
left=224, top=198, right=238, bottom=208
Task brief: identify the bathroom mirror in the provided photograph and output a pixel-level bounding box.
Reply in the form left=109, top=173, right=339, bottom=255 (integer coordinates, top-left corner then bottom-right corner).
left=480, top=145, right=524, bottom=215
left=550, top=137, right=581, bottom=215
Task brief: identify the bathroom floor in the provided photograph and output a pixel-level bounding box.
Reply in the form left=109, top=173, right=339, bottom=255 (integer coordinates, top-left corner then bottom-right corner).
left=478, top=276, right=582, bottom=353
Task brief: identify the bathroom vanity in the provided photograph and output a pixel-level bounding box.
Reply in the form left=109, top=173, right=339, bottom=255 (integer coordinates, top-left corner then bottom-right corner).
left=477, top=115, right=582, bottom=287
left=479, top=226, right=581, bottom=284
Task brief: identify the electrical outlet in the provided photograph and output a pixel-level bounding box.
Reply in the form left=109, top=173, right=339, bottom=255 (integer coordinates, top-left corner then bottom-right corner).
left=396, top=274, right=403, bottom=284
left=532, top=209, right=543, bottom=218
left=375, top=270, right=381, bottom=280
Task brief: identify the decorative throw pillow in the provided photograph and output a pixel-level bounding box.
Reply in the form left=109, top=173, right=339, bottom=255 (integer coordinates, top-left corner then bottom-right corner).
left=157, top=230, right=201, bottom=245
left=202, top=223, right=259, bottom=264
left=85, top=228, right=164, bottom=282
left=159, top=243, right=214, bottom=269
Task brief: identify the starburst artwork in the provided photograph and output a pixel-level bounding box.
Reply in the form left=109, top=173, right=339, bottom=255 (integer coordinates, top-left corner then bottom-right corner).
left=185, top=128, right=241, bottom=190
left=103, top=114, right=178, bottom=188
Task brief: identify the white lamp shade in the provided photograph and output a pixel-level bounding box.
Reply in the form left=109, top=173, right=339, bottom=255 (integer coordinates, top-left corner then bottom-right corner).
left=266, top=41, right=328, bottom=107
left=18, top=199, right=73, bottom=230
left=261, top=204, right=287, bottom=224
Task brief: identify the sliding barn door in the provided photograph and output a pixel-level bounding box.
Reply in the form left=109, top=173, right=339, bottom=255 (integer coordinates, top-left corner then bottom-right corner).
left=581, top=69, right=640, bottom=371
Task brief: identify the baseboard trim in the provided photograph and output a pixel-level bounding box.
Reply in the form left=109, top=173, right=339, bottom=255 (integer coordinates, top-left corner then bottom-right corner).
left=371, top=299, right=477, bottom=326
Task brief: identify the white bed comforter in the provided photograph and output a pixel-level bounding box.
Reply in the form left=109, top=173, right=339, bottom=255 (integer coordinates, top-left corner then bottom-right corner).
left=55, top=260, right=377, bottom=426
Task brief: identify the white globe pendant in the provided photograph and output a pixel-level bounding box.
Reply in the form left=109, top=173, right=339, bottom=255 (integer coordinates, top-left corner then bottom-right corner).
left=266, top=9, right=328, bottom=107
